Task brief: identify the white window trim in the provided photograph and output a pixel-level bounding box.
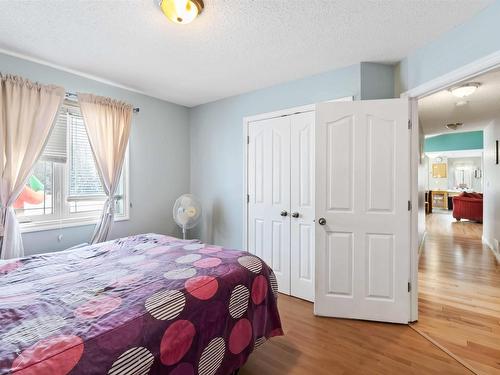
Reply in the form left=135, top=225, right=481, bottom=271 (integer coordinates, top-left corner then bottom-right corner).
left=19, top=214, right=130, bottom=234
left=19, top=146, right=130, bottom=234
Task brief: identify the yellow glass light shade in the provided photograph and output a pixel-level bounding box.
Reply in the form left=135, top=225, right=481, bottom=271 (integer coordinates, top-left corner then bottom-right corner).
left=160, top=0, right=204, bottom=24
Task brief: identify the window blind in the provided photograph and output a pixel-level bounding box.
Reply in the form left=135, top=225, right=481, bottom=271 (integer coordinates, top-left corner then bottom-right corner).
left=67, top=106, right=105, bottom=198
left=40, top=106, right=67, bottom=163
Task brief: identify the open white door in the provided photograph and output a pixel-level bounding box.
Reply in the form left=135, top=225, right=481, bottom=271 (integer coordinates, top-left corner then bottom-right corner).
left=314, top=98, right=410, bottom=324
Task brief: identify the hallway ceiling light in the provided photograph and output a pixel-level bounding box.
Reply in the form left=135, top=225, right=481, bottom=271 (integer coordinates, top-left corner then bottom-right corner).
left=445, top=122, right=463, bottom=130
left=449, top=82, right=480, bottom=98
left=159, top=0, right=204, bottom=24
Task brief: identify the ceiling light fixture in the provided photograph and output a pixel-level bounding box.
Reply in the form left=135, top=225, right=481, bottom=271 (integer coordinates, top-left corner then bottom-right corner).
left=455, top=100, right=468, bottom=107
left=159, top=0, right=204, bottom=25
left=445, top=122, right=463, bottom=130
left=449, top=82, right=480, bottom=98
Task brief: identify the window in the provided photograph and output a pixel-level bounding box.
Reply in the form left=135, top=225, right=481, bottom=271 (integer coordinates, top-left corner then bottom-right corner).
left=15, top=101, right=128, bottom=231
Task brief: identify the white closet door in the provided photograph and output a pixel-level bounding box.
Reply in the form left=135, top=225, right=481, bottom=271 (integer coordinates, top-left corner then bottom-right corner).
left=314, top=98, right=410, bottom=323
left=247, top=117, right=291, bottom=295
left=290, top=111, right=315, bottom=302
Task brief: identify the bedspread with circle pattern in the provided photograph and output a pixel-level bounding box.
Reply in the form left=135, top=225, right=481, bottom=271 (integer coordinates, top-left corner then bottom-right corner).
left=0, top=234, right=283, bottom=375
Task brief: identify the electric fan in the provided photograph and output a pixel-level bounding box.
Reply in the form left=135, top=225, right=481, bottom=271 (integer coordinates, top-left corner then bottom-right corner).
left=173, top=194, right=202, bottom=239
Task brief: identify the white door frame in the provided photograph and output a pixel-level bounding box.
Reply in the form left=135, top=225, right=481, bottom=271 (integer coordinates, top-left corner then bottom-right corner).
left=403, top=50, right=500, bottom=322
left=242, top=97, right=353, bottom=252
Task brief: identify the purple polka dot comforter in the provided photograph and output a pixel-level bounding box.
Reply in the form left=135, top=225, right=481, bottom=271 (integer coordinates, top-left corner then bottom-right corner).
left=0, top=234, right=283, bottom=375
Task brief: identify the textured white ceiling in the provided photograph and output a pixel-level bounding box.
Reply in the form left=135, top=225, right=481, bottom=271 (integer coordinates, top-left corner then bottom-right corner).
left=419, top=68, right=500, bottom=136
left=0, top=0, right=493, bottom=107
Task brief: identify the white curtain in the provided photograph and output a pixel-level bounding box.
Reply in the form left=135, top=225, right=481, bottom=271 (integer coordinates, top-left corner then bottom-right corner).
left=77, top=93, right=132, bottom=244
left=0, top=74, right=65, bottom=259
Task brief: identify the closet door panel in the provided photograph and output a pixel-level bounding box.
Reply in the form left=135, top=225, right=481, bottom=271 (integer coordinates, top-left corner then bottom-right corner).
left=290, top=111, right=315, bottom=301
left=247, top=117, right=291, bottom=295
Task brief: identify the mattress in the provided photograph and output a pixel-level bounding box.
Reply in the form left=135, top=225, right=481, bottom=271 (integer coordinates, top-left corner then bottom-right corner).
left=0, top=234, right=283, bottom=374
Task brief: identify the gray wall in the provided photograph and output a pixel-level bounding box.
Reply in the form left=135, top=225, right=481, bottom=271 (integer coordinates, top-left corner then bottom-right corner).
left=0, top=52, right=190, bottom=255
left=483, top=120, right=500, bottom=258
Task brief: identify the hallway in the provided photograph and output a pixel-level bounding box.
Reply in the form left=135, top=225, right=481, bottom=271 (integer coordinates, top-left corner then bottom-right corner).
left=414, top=212, right=500, bottom=374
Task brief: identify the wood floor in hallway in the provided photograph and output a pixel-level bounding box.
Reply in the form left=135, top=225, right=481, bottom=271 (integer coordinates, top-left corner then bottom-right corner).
left=414, top=211, right=500, bottom=374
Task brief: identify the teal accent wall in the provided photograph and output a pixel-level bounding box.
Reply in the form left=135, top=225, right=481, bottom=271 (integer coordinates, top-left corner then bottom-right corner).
left=424, top=131, right=484, bottom=152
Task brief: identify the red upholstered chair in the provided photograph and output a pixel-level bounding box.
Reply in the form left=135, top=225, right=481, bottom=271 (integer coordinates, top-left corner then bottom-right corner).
left=452, top=192, right=483, bottom=223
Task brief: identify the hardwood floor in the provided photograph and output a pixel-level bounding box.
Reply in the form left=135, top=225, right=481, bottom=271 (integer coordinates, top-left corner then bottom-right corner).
left=240, top=211, right=499, bottom=374
left=241, top=294, right=470, bottom=374
left=413, top=211, right=500, bottom=375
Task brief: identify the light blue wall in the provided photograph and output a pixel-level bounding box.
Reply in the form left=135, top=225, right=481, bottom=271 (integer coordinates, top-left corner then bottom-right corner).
left=398, top=0, right=500, bottom=92
left=360, top=62, right=395, bottom=100
left=189, top=64, right=361, bottom=248
left=4, top=0, right=500, bottom=253
left=0, top=52, right=190, bottom=255
left=424, top=131, right=484, bottom=152
left=190, top=0, right=500, bottom=250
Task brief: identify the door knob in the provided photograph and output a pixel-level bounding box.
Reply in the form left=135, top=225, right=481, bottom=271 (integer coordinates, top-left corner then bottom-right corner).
left=318, top=217, right=326, bottom=225
left=280, top=210, right=288, bottom=217
left=291, top=212, right=299, bottom=218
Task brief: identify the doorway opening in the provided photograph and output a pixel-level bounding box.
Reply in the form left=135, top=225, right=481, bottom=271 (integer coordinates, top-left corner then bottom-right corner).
left=412, top=67, right=500, bottom=374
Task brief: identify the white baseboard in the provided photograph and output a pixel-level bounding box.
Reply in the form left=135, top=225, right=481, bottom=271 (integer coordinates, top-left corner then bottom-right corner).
left=482, top=236, right=500, bottom=262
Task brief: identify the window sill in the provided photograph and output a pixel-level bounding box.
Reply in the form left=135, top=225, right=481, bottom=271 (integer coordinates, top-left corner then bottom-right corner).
left=19, top=214, right=130, bottom=234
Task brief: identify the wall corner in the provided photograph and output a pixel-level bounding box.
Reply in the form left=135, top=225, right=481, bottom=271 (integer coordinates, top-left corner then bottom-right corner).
left=359, top=62, right=397, bottom=100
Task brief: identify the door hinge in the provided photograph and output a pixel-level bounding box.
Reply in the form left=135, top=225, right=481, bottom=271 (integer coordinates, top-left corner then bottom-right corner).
left=408, top=119, right=412, bottom=129
left=408, top=282, right=412, bottom=292
left=247, top=194, right=250, bottom=203
left=247, top=136, right=250, bottom=144
left=408, top=200, right=412, bottom=211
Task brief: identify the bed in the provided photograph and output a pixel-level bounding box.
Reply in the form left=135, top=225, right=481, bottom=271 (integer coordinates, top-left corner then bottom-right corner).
left=0, top=234, right=283, bottom=375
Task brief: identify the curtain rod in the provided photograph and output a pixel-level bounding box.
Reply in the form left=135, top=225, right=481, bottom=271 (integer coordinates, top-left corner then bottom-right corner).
left=65, top=92, right=140, bottom=113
